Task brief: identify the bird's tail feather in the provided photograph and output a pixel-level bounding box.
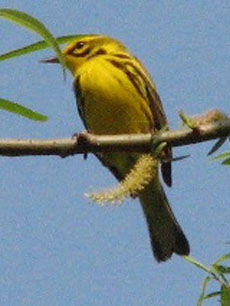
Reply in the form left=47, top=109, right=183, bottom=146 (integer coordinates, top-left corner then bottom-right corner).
left=139, top=178, right=190, bottom=262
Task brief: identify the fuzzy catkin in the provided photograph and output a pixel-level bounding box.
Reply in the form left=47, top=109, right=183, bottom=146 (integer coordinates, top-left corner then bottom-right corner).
left=86, top=154, right=158, bottom=205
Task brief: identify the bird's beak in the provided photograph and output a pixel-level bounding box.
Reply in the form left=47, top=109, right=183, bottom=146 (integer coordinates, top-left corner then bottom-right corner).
left=40, top=56, right=59, bottom=64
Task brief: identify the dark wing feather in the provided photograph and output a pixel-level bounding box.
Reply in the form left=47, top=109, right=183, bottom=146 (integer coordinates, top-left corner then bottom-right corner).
left=125, top=56, right=172, bottom=186
left=73, top=75, right=88, bottom=129
left=144, top=82, right=172, bottom=187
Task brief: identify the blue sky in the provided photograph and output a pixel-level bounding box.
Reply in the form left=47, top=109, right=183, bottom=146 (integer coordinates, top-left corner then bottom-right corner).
left=0, top=1, right=229, bottom=305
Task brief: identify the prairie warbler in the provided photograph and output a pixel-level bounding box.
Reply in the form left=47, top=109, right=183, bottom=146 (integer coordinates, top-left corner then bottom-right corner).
left=44, top=35, right=190, bottom=262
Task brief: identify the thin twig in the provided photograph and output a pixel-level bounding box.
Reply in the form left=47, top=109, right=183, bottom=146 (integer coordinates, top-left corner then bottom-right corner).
left=0, top=118, right=229, bottom=157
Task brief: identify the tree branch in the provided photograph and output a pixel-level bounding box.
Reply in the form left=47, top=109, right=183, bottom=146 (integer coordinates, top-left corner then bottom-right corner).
left=0, top=117, right=229, bottom=157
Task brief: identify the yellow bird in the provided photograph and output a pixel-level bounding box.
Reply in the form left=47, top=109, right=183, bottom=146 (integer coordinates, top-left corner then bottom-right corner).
left=44, top=35, right=189, bottom=262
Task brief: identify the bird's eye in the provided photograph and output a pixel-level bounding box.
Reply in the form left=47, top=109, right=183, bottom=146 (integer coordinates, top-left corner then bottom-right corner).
left=75, top=41, right=86, bottom=49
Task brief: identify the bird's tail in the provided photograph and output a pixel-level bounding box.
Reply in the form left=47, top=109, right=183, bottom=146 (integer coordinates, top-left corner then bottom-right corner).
left=139, top=178, right=190, bottom=262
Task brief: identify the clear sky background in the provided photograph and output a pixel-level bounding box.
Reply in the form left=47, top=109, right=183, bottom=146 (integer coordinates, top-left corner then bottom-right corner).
left=0, top=1, right=229, bottom=306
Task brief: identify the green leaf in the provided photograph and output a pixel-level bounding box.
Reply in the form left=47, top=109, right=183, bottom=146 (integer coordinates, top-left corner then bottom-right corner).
left=0, top=8, right=65, bottom=70
left=211, top=254, right=230, bottom=283
left=214, top=254, right=230, bottom=266
left=0, top=34, right=95, bottom=61
left=191, top=254, right=230, bottom=305
left=212, top=264, right=230, bottom=274
left=222, top=159, right=230, bottom=166
left=0, top=98, right=48, bottom=121
left=221, top=285, right=230, bottom=306
left=211, top=152, right=230, bottom=161
left=184, top=256, right=212, bottom=274
left=179, top=110, right=196, bottom=129
left=197, top=276, right=214, bottom=306
left=202, top=291, right=221, bottom=300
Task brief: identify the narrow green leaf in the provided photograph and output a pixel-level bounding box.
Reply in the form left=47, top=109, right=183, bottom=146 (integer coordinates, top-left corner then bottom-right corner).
left=0, top=40, right=50, bottom=61
left=0, top=34, right=95, bottom=61
left=0, top=8, right=65, bottom=70
left=202, top=291, right=221, bottom=300
left=179, top=110, right=196, bottom=129
left=184, top=256, right=212, bottom=274
left=211, top=152, right=230, bottom=161
left=197, top=276, right=214, bottom=306
left=0, top=98, right=48, bottom=121
left=212, top=264, right=230, bottom=274
left=221, top=285, right=230, bottom=306
left=214, top=254, right=230, bottom=265
left=222, top=159, right=230, bottom=165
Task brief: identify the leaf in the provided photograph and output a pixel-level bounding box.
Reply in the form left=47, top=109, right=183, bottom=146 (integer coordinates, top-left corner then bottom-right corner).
left=212, top=264, right=230, bottom=274
left=222, top=159, right=230, bottom=166
left=202, top=291, right=221, bottom=300
left=0, top=8, right=65, bottom=71
left=0, top=98, right=48, bottom=121
left=170, top=154, right=190, bottom=162
left=179, top=109, right=196, bottom=129
left=211, top=152, right=230, bottom=161
left=208, top=137, right=228, bottom=155
left=197, top=276, right=214, bottom=306
left=214, top=254, right=230, bottom=265
left=184, top=256, right=212, bottom=274
left=0, top=34, right=95, bottom=61
left=221, top=285, right=230, bottom=306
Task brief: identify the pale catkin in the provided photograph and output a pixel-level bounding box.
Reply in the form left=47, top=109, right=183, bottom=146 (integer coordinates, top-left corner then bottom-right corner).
left=188, top=109, right=228, bottom=127
left=85, top=154, right=158, bottom=205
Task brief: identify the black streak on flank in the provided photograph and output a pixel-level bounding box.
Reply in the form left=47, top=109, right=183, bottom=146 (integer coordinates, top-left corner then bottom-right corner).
left=108, top=59, right=145, bottom=100
left=125, top=59, right=167, bottom=130
left=107, top=58, right=153, bottom=132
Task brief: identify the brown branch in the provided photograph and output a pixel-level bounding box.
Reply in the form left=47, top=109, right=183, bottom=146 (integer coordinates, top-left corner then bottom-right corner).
left=0, top=118, right=229, bottom=157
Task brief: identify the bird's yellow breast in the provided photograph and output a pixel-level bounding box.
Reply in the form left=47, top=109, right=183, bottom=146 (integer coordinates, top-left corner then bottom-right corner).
left=77, top=57, right=153, bottom=135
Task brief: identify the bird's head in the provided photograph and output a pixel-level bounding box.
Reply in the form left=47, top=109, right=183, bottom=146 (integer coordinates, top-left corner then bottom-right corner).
left=42, top=34, right=128, bottom=76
